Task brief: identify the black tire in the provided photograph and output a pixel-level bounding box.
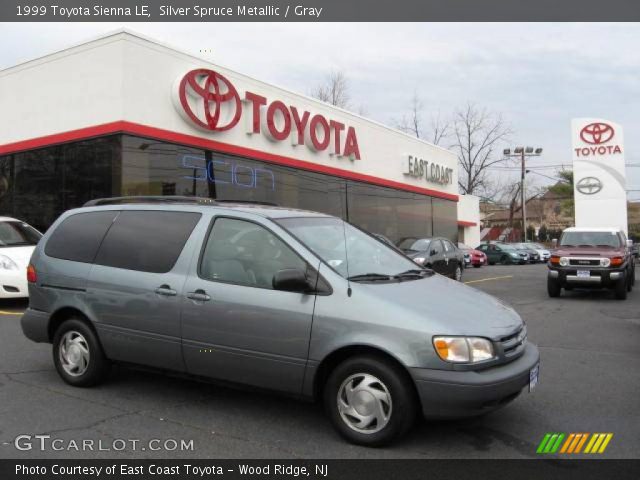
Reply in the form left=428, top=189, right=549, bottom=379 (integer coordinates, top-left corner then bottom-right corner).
left=52, top=318, right=110, bottom=387
left=547, top=277, right=561, bottom=297
left=453, top=265, right=463, bottom=282
left=500, top=255, right=509, bottom=265
left=324, top=355, right=417, bottom=447
left=614, top=273, right=627, bottom=300
left=627, top=267, right=634, bottom=291
left=473, top=264, right=481, bottom=268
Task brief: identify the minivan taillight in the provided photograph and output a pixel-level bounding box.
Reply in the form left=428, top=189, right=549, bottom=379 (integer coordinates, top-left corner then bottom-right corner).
left=26, top=264, right=37, bottom=283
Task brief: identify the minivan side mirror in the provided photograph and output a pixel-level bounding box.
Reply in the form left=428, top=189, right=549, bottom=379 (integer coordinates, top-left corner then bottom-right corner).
left=430, top=249, right=437, bottom=256
left=272, top=268, right=312, bottom=293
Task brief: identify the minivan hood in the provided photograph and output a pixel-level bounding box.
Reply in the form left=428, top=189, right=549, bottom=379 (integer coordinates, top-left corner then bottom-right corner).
left=355, top=273, right=523, bottom=339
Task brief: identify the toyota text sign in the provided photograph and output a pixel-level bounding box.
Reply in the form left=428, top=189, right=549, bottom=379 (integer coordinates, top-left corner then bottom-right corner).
left=175, top=68, right=361, bottom=160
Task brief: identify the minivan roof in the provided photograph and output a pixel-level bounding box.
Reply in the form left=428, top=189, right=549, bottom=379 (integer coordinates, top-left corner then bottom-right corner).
left=81, top=196, right=333, bottom=220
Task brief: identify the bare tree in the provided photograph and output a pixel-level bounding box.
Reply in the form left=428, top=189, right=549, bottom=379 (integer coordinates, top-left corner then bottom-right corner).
left=452, top=103, right=513, bottom=196
left=311, top=70, right=351, bottom=109
left=396, top=91, right=424, bottom=138
left=395, top=92, right=450, bottom=145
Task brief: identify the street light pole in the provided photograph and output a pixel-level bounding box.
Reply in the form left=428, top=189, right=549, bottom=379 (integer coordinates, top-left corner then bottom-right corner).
left=521, top=148, right=527, bottom=242
left=503, top=146, right=543, bottom=243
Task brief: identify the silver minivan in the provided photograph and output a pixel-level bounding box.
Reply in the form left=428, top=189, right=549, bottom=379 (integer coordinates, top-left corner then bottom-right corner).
left=21, top=197, right=539, bottom=446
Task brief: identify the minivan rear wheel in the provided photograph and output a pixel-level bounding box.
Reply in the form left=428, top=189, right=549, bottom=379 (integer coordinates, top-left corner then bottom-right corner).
left=324, top=355, right=417, bottom=446
left=52, top=318, right=110, bottom=387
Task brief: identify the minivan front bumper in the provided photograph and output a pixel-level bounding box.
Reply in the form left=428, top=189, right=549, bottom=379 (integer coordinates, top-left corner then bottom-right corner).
left=410, top=342, right=539, bottom=418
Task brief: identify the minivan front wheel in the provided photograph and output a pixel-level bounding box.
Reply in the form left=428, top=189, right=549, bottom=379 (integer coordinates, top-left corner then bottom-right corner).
left=324, top=355, right=417, bottom=446
left=53, top=318, right=110, bottom=387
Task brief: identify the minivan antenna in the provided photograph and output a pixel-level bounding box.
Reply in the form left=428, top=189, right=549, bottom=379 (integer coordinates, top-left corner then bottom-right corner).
left=342, top=218, right=352, bottom=297
left=341, top=187, right=352, bottom=297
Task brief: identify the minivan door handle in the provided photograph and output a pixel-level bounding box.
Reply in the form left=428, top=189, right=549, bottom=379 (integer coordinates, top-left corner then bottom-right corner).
left=155, top=285, right=177, bottom=297
left=187, top=289, right=211, bottom=302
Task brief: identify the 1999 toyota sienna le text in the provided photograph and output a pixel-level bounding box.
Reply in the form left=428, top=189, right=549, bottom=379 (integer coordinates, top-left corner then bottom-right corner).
left=21, top=197, right=540, bottom=446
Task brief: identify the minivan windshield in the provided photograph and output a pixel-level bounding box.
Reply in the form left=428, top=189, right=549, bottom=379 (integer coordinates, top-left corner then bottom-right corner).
left=0, top=221, right=42, bottom=247
left=560, top=231, right=622, bottom=248
left=277, top=217, right=426, bottom=281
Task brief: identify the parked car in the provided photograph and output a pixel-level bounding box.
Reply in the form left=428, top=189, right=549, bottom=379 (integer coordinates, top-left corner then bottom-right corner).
left=397, top=237, right=465, bottom=281
left=547, top=227, right=635, bottom=300
left=525, top=242, right=551, bottom=262
left=0, top=217, right=42, bottom=298
left=21, top=197, right=539, bottom=446
left=458, top=243, right=487, bottom=268
left=476, top=243, right=528, bottom=265
left=512, top=243, right=541, bottom=263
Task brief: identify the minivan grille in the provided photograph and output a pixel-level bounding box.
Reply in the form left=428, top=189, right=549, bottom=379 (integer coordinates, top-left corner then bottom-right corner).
left=499, top=325, right=527, bottom=358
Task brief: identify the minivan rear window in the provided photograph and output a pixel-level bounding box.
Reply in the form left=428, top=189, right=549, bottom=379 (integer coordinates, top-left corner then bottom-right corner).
left=45, top=211, right=118, bottom=263
left=93, top=211, right=201, bottom=273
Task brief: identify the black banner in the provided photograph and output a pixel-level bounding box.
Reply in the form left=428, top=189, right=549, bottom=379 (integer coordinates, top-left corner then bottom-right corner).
left=3, top=460, right=640, bottom=480
left=1, top=0, right=640, bottom=22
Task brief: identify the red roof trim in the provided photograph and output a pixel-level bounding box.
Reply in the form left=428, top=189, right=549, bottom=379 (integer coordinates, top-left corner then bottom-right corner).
left=0, top=121, right=459, bottom=202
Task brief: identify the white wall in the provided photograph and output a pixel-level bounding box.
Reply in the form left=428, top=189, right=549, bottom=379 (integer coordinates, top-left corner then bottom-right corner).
left=457, top=194, right=480, bottom=246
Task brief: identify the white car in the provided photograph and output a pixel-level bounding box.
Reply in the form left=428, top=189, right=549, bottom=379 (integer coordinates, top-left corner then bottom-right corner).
left=0, top=217, right=42, bottom=298
left=526, top=242, right=551, bottom=262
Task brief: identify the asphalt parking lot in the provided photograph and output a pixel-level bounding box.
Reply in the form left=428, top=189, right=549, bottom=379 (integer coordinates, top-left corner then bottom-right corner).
left=1, top=263, right=638, bottom=459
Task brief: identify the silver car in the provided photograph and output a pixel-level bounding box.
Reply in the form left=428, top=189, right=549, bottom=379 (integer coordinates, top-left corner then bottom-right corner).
left=21, top=197, right=539, bottom=446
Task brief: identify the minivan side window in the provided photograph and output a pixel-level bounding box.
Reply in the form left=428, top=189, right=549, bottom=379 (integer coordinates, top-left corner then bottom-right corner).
left=93, top=211, right=201, bottom=273
left=200, top=217, right=307, bottom=289
left=45, top=211, right=119, bottom=263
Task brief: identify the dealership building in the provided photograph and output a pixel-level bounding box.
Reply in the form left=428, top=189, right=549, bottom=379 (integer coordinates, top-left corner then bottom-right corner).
left=0, top=30, right=480, bottom=245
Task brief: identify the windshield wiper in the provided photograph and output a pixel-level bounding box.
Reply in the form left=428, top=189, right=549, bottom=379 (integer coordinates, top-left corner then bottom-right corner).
left=395, top=269, right=432, bottom=279
left=347, top=273, right=394, bottom=282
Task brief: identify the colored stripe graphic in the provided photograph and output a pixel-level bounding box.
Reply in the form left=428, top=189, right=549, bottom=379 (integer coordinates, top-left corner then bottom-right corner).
left=538, top=433, right=613, bottom=454
left=537, top=433, right=564, bottom=454
left=585, top=433, right=613, bottom=454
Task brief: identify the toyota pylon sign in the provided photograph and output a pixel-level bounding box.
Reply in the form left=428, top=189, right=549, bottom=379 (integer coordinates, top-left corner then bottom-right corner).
left=571, top=118, right=627, bottom=234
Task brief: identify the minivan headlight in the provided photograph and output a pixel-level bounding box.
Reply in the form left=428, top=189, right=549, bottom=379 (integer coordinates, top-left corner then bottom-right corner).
left=600, top=258, right=611, bottom=267
left=510, top=252, right=519, bottom=258
left=0, top=255, right=18, bottom=270
left=413, top=257, right=426, bottom=265
left=559, top=257, right=569, bottom=266
left=433, top=336, right=495, bottom=363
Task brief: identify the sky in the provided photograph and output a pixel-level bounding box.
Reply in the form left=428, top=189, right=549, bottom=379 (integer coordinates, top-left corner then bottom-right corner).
left=1, top=22, right=639, bottom=200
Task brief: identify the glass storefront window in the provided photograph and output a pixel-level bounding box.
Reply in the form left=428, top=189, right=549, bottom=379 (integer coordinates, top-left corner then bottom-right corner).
left=0, top=134, right=458, bottom=243
left=0, top=136, right=119, bottom=232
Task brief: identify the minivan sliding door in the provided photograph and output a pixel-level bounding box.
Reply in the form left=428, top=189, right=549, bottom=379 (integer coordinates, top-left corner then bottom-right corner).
left=86, top=210, right=202, bottom=371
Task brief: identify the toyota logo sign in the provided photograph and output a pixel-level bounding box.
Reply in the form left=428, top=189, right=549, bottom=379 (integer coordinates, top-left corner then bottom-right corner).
left=177, top=69, right=242, bottom=132
left=576, top=176, right=603, bottom=195
left=580, top=122, right=614, bottom=145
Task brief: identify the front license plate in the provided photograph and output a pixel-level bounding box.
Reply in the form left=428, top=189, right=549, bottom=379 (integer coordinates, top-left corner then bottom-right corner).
left=577, top=270, right=590, bottom=278
left=529, top=363, right=539, bottom=392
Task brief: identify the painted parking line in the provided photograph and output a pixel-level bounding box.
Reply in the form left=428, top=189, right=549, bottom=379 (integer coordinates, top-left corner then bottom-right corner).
left=464, top=275, right=513, bottom=285
left=0, top=310, right=24, bottom=316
